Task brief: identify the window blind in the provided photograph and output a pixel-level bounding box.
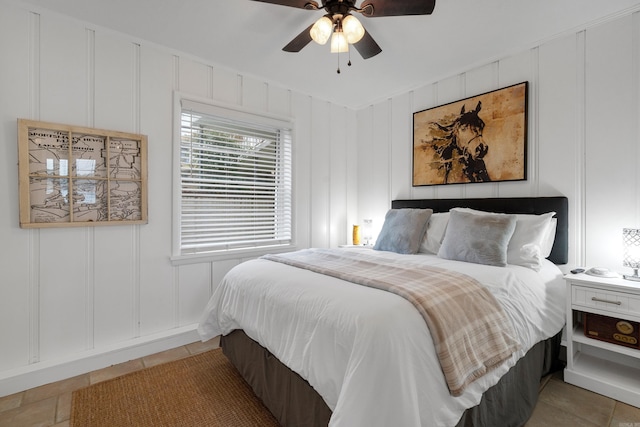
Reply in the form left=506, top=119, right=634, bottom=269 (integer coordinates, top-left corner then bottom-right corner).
left=179, top=104, right=292, bottom=254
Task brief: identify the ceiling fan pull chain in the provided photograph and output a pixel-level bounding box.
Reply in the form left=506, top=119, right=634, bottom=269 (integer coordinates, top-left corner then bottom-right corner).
left=348, top=49, right=352, bottom=67
left=337, top=50, right=341, bottom=74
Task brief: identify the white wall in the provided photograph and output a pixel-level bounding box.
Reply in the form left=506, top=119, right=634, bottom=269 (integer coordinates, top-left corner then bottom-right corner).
left=357, top=10, right=640, bottom=272
left=2, top=0, right=639, bottom=397
left=0, top=1, right=357, bottom=395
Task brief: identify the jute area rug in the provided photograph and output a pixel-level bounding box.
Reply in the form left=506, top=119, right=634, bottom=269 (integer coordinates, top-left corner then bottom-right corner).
left=70, top=348, right=280, bottom=426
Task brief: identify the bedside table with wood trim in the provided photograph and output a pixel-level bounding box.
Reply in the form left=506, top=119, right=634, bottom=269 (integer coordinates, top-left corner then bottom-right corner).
left=564, top=272, right=640, bottom=408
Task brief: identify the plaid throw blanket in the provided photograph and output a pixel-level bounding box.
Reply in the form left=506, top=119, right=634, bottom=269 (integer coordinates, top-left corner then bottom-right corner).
left=262, top=249, right=520, bottom=396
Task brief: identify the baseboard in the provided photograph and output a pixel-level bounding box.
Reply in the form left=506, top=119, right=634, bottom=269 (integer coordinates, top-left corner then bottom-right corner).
left=0, top=324, right=201, bottom=397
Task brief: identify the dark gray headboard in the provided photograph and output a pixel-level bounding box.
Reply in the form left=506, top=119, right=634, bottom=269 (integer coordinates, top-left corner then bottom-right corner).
left=391, top=196, right=568, bottom=265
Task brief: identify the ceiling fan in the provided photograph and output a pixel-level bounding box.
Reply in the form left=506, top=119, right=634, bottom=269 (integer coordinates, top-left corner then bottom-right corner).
left=252, top=0, right=436, bottom=66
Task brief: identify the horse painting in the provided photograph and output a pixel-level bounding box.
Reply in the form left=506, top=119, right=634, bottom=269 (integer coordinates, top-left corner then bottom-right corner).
left=429, top=101, right=490, bottom=183
left=412, top=82, right=527, bottom=186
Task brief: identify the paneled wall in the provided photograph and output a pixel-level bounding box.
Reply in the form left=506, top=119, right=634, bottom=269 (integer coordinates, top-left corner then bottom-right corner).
left=356, top=10, right=640, bottom=271
left=2, top=0, right=639, bottom=396
left=0, top=1, right=357, bottom=394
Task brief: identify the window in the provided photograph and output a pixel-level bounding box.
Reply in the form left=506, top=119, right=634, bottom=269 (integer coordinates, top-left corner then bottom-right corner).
left=174, top=98, right=293, bottom=258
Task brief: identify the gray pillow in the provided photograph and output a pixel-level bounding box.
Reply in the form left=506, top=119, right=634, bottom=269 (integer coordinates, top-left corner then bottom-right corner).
left=437, top=209, right=517, bottom=267
left=373, top=208, right=433, bottom=254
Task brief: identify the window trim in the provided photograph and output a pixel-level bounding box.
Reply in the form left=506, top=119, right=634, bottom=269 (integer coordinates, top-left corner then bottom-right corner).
left=171, top=92, right=296, bottom=264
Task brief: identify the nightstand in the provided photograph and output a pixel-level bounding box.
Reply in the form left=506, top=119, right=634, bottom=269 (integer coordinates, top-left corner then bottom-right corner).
left=564, top=273, right=640, bottom=407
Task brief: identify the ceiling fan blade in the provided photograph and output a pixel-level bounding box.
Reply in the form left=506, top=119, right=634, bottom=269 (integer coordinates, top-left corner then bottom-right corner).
left=353, top=30, right=382, bottom=59
left=251, top=0, right=320, bottom=10
left=283, top=23, right=314, bottom=52
left=360, top=0, right=436, bottom=17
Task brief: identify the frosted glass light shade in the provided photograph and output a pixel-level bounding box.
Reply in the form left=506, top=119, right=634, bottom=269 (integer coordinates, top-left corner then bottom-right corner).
left=624, top=228, right=640, bottom=267
left=623, top=228, right=640, bottom=281
left=330, top=30, right=349, bottom=53
left=342, top=15, right=365, bottom=44
left=363, top=219, right=373, bottom=245
left=310, top=16, right=333, bottom=45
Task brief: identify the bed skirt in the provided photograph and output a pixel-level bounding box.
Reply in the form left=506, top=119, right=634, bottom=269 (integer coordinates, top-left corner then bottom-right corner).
left=221, top=329, right=563, bottom=427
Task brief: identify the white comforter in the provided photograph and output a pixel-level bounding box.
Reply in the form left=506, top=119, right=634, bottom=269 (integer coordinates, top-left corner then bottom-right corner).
left=198, top=248, right=566, bottom=427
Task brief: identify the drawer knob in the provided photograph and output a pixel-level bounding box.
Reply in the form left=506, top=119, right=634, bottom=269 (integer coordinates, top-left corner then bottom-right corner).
left=591, top=297, right=622, bottom=305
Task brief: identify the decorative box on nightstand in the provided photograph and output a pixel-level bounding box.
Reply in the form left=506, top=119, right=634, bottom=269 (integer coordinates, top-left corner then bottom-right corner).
left=564, top=273, right=640, bottom=408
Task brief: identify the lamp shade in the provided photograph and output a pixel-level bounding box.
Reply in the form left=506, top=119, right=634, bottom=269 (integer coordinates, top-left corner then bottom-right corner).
left=362, top=219, right=373, bottom=245
left=310, top=16, right=333, bottom=45
left=623, top=228, right=640, bottom=268
left=330, top=30, right=349, bottom=53
left=342, top=15, right=365, bottom=44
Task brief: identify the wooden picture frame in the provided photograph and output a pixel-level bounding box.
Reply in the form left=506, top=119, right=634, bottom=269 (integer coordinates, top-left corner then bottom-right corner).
left=17, top=119, right=148, bottom=228
left=412, top=82, right=528, bottom=186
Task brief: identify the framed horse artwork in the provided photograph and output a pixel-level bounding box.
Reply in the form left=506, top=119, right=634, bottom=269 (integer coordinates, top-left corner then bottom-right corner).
left=412, top=82, right=528, bottom=186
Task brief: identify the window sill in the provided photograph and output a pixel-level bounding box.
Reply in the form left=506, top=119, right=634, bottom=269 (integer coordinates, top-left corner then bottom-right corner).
left=170, top=244, right=299, bottom=266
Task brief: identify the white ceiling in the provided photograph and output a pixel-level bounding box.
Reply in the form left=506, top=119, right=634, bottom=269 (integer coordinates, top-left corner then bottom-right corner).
left=19, top=0, right=640, bottom=109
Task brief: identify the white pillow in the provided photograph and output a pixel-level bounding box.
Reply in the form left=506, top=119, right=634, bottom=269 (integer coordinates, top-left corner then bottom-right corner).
left=541, top=218, right=557, bottom=258
left=452, top=208, right=556, bottom=271
left=419, top=212, right=450, bottom=254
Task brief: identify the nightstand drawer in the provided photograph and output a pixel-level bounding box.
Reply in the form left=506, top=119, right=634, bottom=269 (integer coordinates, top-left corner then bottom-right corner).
left=573, top=285, right=640, bottom=318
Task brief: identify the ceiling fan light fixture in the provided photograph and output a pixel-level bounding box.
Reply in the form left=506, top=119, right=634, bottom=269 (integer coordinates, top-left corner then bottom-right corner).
left=342, top=14, right=364, bottom=44
left=330, top=30, right=349, bottom=53
left=310, top=15, right=333, bottom=45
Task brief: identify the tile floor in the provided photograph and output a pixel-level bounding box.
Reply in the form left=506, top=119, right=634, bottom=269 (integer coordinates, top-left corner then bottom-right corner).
left=526, top=373, right=640, bottom=427
left=0, top=338, right=220, bottom=427
left=1, top=339, right=639, bottom=427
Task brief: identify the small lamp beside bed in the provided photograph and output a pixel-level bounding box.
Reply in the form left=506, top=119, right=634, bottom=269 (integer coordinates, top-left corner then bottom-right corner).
left=623, top=228, right=640, bottom=281
left=362, top=219, right=373, bottom=246
left=352, top=220, right=373, bottom=246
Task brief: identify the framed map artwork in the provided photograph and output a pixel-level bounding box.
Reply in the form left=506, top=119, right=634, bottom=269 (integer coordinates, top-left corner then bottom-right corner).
left=17, top=119, right=148, bottom=228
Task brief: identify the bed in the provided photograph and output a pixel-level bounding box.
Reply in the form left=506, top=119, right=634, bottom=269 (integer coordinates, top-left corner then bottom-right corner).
left=198, top=196, right=568, bottom=427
